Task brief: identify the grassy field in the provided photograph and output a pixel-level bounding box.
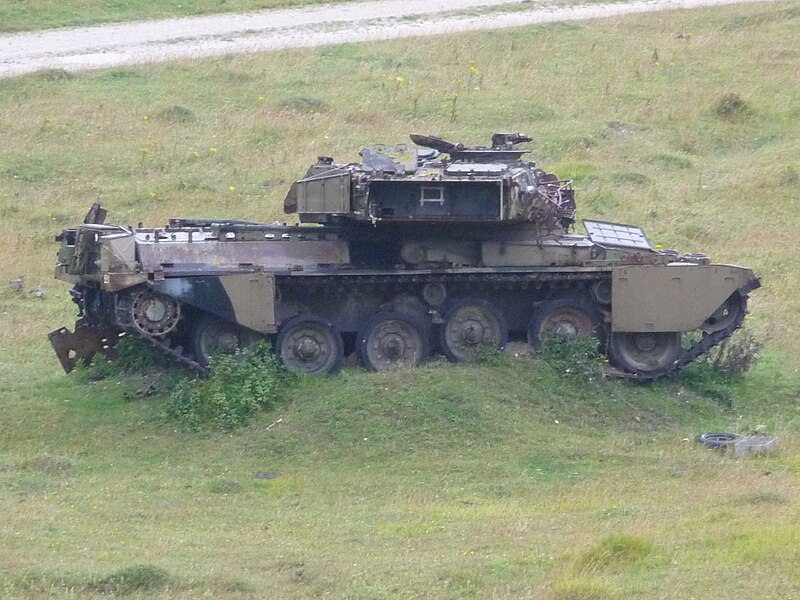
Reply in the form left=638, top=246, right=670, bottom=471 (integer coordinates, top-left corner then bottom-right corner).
left=2, top=2, right=800, bottom=598
left=1, top=0, right=645, bottom=33
left=0, top=0, right=357, bottom=33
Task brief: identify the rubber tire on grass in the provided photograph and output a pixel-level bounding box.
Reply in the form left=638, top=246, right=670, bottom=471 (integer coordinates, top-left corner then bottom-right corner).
left=696, top=432, right=741, bottom=449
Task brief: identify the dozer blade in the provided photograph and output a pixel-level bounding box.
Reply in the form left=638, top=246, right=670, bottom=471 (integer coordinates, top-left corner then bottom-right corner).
left=48, top=318, right=119, bottom=373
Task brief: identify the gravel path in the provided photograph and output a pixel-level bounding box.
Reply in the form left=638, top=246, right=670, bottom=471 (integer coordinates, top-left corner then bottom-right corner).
left=0, top=0, right=776, bottom=79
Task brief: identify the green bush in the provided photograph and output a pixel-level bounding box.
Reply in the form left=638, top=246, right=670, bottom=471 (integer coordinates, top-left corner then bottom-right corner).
left=703, top=329, right=762, bottom=377
left=574, top=534, right=657, bottom=572
left=538, top=334, right=605, bottom=380
left=74, top=335, right=162, bottom=381
left=164, top=342, right=291, bottom=430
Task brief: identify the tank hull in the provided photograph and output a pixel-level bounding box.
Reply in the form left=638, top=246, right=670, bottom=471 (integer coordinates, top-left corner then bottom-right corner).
left=51, top=213, right=759, bottom=380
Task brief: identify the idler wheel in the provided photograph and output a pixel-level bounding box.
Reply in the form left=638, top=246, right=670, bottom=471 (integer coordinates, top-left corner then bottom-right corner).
left=130, top=289, right=181, bottom=336
left=439, top=299, right=507, bottom=363
left=276, top=314, right=344, bottom=375
left=192, top=315, right=260, bottom=367
left=701, top=292, right=745, bottom=333
left=589, top=280, right=612, bottom=306
left=527, top=299, right=602, bottom=349
left=608, top=331, right=682, bottom=375
left=357, top=311, right=430, bottom=371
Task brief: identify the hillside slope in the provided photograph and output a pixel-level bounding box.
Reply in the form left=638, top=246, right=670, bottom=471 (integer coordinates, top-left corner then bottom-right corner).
left=1, top=3, right=799, bottom=598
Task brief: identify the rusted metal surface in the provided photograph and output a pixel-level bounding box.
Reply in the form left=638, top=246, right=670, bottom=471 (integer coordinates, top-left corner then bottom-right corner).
left=48, top=318, right=119, bottom=373
left=83, top=202, right=107, bottom=224
left=288, top=132, right=575, bottom=230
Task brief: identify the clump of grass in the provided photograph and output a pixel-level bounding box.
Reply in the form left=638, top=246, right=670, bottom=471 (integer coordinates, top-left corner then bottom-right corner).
left=475, top=344, right=512, bottom=366
left=21, top=454, right=72, bottom=475
left=0, top=156, right=56, bottom=183
left=673, top=329, right=763, bottom=407
left=574, top=535, right=657, bottom=573
left=279, top=96, right=328, bottom=113
left=552, top=577, right=614, bottom=600
left=700, top=329, right=763, bottom=377
left=776, top=167, right=798, bottom=186
left=155, top=104, right=195, bottom=123
left=86, top=564, right=170, bottom=594
left=35, top=69, right=73, bottom=82
left=648, top=153, right=693, bottom=169
left=164, top=342, right=291, bottom=430
left=673, top=362, right=735, bottom=408
left=610, top=171, right=650, bottom=185
left=714, top=92, right=753, bottom=122
left=77, top=335, right=163, bottom=380
left=709, top=330, right=762, bottom=377
left=208, top=478, right=242, bottom=494
left=538, top=335, right=604, bottom=380
left=730, top=492, right=788, bottom=507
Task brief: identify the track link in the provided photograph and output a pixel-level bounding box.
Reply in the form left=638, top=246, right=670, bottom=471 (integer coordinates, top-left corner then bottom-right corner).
left=125, top=327, right=208, bottom=376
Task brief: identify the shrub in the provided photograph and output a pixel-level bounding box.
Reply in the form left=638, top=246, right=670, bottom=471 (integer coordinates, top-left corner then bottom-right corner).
left=77, top=335, right=162, bottom=380
left=714, top=92, right=753, bottom=121
left=164, top=342, right=291, bottom=430
left=538, top=335, right=605, bottom=380
left=704, top=329, right=762, bottom=376
left=574, top=534, right=656, bottom=572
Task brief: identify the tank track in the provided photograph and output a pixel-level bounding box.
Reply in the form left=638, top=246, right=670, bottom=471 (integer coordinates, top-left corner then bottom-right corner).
left=113, top=290, right=210, bottom=376
left=122, top=270, right=604, bottom=377
left=116, top=275, right=754, bottom=382
left=126, top=327, right=208, bottom=376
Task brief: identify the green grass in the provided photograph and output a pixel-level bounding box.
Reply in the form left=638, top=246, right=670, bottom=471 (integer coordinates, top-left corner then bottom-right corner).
left=0, top=0, right=648, bottom=33
left=2, top=2, right=800, bottom=598
left=2, top=349, right=800, bottom=598
left=0, top=0, right=362, bottom=33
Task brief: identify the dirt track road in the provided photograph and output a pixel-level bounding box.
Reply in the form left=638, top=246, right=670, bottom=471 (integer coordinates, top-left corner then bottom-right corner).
left=0, top=0, right=775, bottom=79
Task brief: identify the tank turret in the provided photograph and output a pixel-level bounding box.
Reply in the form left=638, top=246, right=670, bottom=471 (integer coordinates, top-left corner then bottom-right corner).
left=284, top=133, right=575, bottom=232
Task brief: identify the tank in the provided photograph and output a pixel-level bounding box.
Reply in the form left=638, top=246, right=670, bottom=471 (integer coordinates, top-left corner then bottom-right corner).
left=49, top=132, right=760, bottom=381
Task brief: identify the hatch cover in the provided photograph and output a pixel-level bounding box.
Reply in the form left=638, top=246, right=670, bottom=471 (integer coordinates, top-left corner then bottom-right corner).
left=583, top=220, right=653, bottom=250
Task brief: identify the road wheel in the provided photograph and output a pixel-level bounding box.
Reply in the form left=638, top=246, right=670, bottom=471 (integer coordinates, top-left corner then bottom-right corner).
left=192, top=315, right=260, bottom=367
left=608, top=331, right=682, bottom=375
left=527, top=299, right=601, bottom=348
left=357, top=311, right=430, bottom=371
left=439, top=299, right=507, bottom=363
left=276, top=314, right=344, bottom=375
